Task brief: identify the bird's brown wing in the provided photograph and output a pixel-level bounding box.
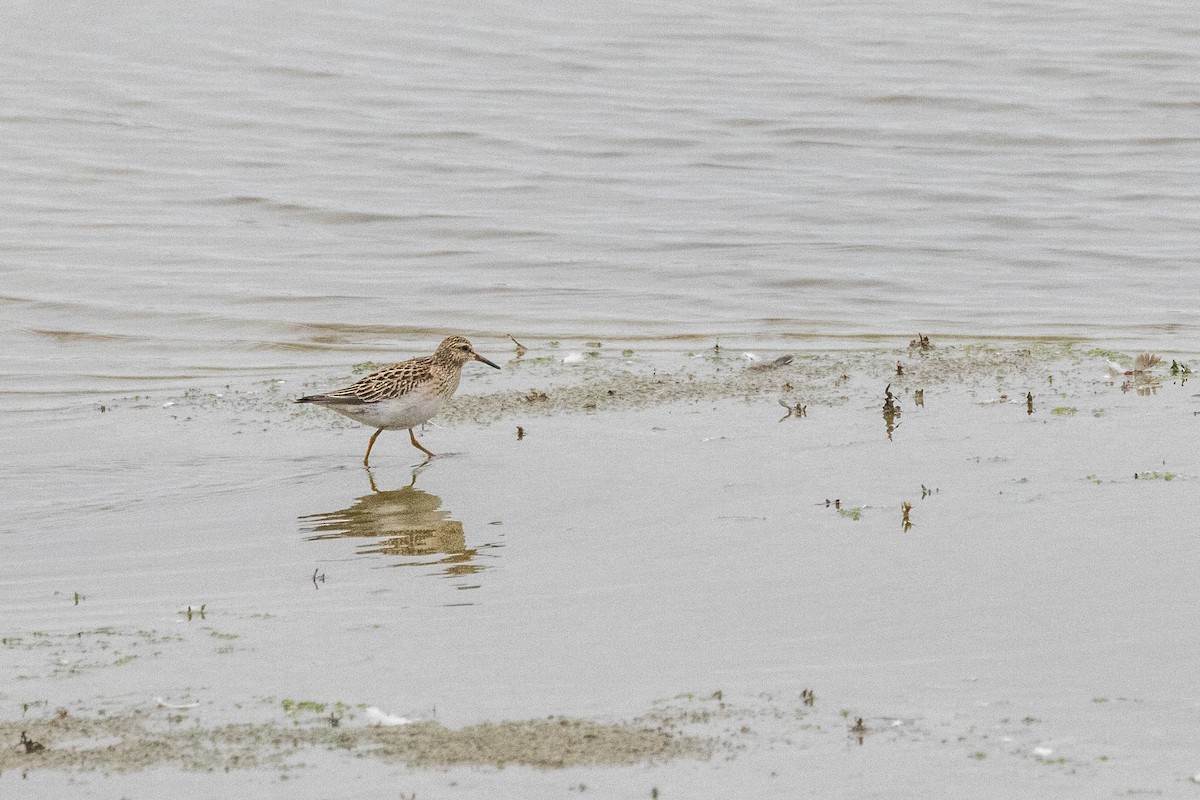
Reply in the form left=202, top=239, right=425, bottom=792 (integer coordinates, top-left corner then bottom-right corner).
left=296, top=355, right=436, bottom=405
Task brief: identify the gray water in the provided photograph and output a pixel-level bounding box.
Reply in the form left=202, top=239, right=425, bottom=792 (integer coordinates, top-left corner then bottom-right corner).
left=4, top=5, right=1200, bottom=793
left=3, top=0, right=1199, bottom=405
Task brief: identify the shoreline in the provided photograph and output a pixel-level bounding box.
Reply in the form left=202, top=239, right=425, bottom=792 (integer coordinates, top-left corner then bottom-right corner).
left=2, top=341, right=1197, bottom=795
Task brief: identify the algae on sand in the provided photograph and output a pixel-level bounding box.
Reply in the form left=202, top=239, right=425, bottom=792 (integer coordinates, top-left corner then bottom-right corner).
left=0, top=711, right=711, bottom=775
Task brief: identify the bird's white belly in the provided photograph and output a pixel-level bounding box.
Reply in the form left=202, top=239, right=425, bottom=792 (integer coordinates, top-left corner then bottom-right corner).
left=330, top=391, right=446, bottom=430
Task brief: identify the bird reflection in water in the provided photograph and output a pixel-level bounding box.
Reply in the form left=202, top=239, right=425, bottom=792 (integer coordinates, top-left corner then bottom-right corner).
left=300, top=470, right=497, bottom=581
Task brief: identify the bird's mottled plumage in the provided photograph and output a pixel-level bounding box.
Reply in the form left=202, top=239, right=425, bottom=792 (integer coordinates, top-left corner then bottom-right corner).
left=296, top=335, right=500, bottom=465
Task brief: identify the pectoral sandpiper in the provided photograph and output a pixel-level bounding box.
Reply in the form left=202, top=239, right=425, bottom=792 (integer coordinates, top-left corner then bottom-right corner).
left=296, top=335, right=500, bottom=466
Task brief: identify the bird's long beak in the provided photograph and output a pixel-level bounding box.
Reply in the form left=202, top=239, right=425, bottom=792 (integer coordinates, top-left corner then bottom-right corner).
left=473, top=352, right=501, bottom=369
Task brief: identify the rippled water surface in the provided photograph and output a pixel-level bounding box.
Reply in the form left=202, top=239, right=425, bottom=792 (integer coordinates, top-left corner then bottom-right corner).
left=3, top=0, right=1199, bottom=404
left=3, top=5, right=1200, bottom=793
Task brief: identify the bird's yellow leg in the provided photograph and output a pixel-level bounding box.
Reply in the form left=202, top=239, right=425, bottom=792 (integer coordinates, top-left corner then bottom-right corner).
left=363, top=428, right=384, bottom=467
left=408, top=427, right=436, bottom=458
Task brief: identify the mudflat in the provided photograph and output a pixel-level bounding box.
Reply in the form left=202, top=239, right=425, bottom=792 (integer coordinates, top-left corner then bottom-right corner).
left=3, top=341, right=1198, bottom=797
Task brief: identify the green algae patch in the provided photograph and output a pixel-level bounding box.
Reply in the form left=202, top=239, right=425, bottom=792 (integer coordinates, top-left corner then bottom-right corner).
left=0, top=710, right=711, bottom=775
left=367, top=717, right=703, bottom=769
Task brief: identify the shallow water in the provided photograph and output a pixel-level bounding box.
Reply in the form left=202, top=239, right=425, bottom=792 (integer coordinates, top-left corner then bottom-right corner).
left=3, top=0, right=1200, bottom=793
left=3, top=345, right=1200, bottom=795
left=3, top=0, right=1200, bottom=410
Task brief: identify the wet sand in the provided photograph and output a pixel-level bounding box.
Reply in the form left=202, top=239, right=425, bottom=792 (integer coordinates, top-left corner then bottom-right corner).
left=3, top=340, right=1199, bottom=797
left=1, top=708, right=709, bottom=773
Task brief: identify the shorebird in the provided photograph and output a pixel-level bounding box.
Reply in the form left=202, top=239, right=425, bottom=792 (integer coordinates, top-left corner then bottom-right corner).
left=296, top=335, right=500, bottom=466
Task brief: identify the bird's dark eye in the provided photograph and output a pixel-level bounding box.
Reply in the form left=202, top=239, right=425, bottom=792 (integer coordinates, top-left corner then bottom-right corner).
left=460, top=345, right=470, bottom=351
